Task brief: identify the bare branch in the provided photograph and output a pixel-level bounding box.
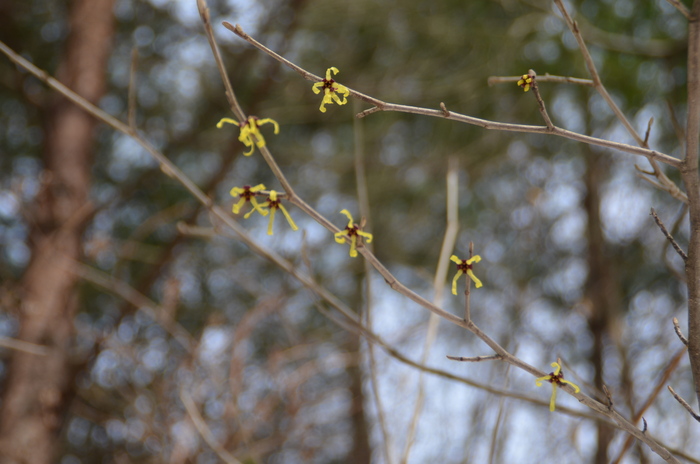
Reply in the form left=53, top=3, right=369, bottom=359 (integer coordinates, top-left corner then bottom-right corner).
left=667, top=386, right=700, bottom=422
left=673, top=317, right=689, bottom=346
left=223, top=25, right=681, bottom=169
left=650, top=208, right=688, bottom=261
left=529, top=70, right=554, bottom=130
left=665, top=0, right=692, bottom=19
left=488, top=73, right=594, bottom=87
left=447, top=355, right=503, bottom=362
left=181, top=390, right=244, bottom=464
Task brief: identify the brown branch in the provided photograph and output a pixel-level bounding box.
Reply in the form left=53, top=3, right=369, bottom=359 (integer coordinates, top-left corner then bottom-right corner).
left=447, top=355, right=503, bottom=362
left=529, top=70, right=554, bottom=130
left=650, top=208, right=688, bottom=261
left=0, top=33, right=686, bottom=464
left=488, top=73, right=594, bottom=87
left=667, top=386, right=700, bottom=422
left=223, top=24, right=681, bottom=170
left=673, top=317, right=689, bottom=346
left=666, top=0, right=692, bottom=19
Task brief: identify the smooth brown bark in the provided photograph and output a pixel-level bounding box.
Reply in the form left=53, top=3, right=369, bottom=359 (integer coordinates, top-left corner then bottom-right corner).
left=683, top=1, right=700, bottom=409
left=0, top=1, right=115, bottom=462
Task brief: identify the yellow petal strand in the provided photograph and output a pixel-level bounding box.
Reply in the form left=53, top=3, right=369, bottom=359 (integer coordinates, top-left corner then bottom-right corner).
left=339, top=209, right=354, bottom=226
left=535, top=375, right=551, bottom=387
left=551, top=362, right=561, bottom=374
left=467, top=255, right=481, bottom=265
left=561, top=379, right=581, bottom=393
left=450, top=255, right=461, bottom=264
left=549, top=384, right=558, bottom=412
left=216, top=117, right=240, bottom=128
left=451, top=270, right=464, bottom=295
left=467, top=270, right=483, bottom=288
left=232, top=198, right=246, bottom=214
left=334, top=232, right=348, bottom=244
left=230, top=187, right=244, bottom=197
left=349, top=235, right=358, bottom=257
left=250, top=198, right=268, bottom=217
left=278, top=204, right=298, bottom=231
left=358, top=230, right=373, bottom=243
left=267, top=208, right=277, bottom=235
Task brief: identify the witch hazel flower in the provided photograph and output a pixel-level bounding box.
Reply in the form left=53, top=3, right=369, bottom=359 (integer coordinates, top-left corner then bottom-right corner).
left=312, top=67, right=350, bottom=113
left=217, top=116, right=279, bottom=156
left=334, top=209, right=372, bottom=257
left=450, top=255, right=483, bottom=295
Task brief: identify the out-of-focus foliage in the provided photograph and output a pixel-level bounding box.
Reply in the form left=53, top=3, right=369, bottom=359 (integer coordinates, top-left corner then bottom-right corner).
left=0, top=0, right=697, bottom=462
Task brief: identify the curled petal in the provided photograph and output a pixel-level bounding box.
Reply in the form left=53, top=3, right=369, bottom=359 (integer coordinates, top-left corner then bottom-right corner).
left=334, top=231, right=348, bottom=244
left=326, top=67, right=339, bottom=80
left=277, top=204, right=298, bottom=231
left=535, top=374, right=552, bottom=387
left=258, top=118, right=280, bottom=135
left=339, top=209, right=354, bottom=227
left=357, top=230, right=373, bottom=243
left=349, top=235, right=358, bottom=257
left=451, top=270, right=464, bottom=295
left=230, top=187, right=245, bottom=197
left=312, top=82, right=323, bottom=94
left=450, top=255, right=462, bottom=264
left=467, top=255, right=481, bottom=265
left=216, top=117, right=240, bottom=128
left=232, top=198, right=246, bottom=214
left=560, top=379, right=581, bottom=393
left=467, top=269, right=483, bottom=288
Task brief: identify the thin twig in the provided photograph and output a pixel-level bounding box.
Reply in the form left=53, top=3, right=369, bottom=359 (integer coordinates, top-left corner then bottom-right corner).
left=529, top=70, right=554, bottom=130
left=673, top=317, right=689, bottom=346
left=197, top=0, right=245, bottom=122
left=446, top=355, right=503, bottom=362
left=488, top=74, right=594, bottom=87
left=223, top=25, right=681, bottom=170
left=464, top=241, right=474, bottom=321
left=665, top=0, right=692, bottom=19
left=0, top=36, right=685, bottom=464
left=553, top=0, right=686, bottom=202
left=668, top=386, right=700, bottom=422
left=181, top=390, right=244, bottom=464
left=0, top=337, right=49, bottom=356
left=127, top=48, right=138, bottom=131
left=644, top=117, right=654, bottom=145
left=650, top=208, right=688, bottom=261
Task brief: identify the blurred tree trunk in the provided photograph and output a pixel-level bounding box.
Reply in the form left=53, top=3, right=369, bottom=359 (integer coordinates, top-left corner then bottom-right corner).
left=0, top=0, right=115, bottom=462
left=584, top=150, right=620, bottom=464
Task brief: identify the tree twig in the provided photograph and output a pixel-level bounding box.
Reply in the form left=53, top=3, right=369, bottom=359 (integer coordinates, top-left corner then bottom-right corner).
left=650, top=208, right=688, bottom=261
left=667, top=385, right=700, bottom=422
left=673, top=317, right=689, bottom=346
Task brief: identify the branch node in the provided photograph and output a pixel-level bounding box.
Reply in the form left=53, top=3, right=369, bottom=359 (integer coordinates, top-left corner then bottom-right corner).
left=603, top=384, right=613, bottom=410
left=440, top=102, right=450, bottom=117
left=642, top=417, right=648, bottom=433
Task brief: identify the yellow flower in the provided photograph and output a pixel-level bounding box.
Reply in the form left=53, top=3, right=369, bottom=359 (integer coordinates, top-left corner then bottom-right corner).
left=334, top=209, right=373, bottom=258
left=230, top=184, right=268, bottom=216
left=217, top=116, right=279, bottom=156
left=535, top=362, right=581, bottom=412
left=260, top=190, right=298, bottom=235
left=312, top=67, right=350, bottom=113
left=517, top=73, right=534, bottom=92
left=450, top=255, right=482, bottom=295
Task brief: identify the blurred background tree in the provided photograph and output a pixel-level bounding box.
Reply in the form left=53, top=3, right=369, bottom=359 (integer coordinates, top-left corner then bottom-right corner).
left=0, top=0, right=696, bottom=463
